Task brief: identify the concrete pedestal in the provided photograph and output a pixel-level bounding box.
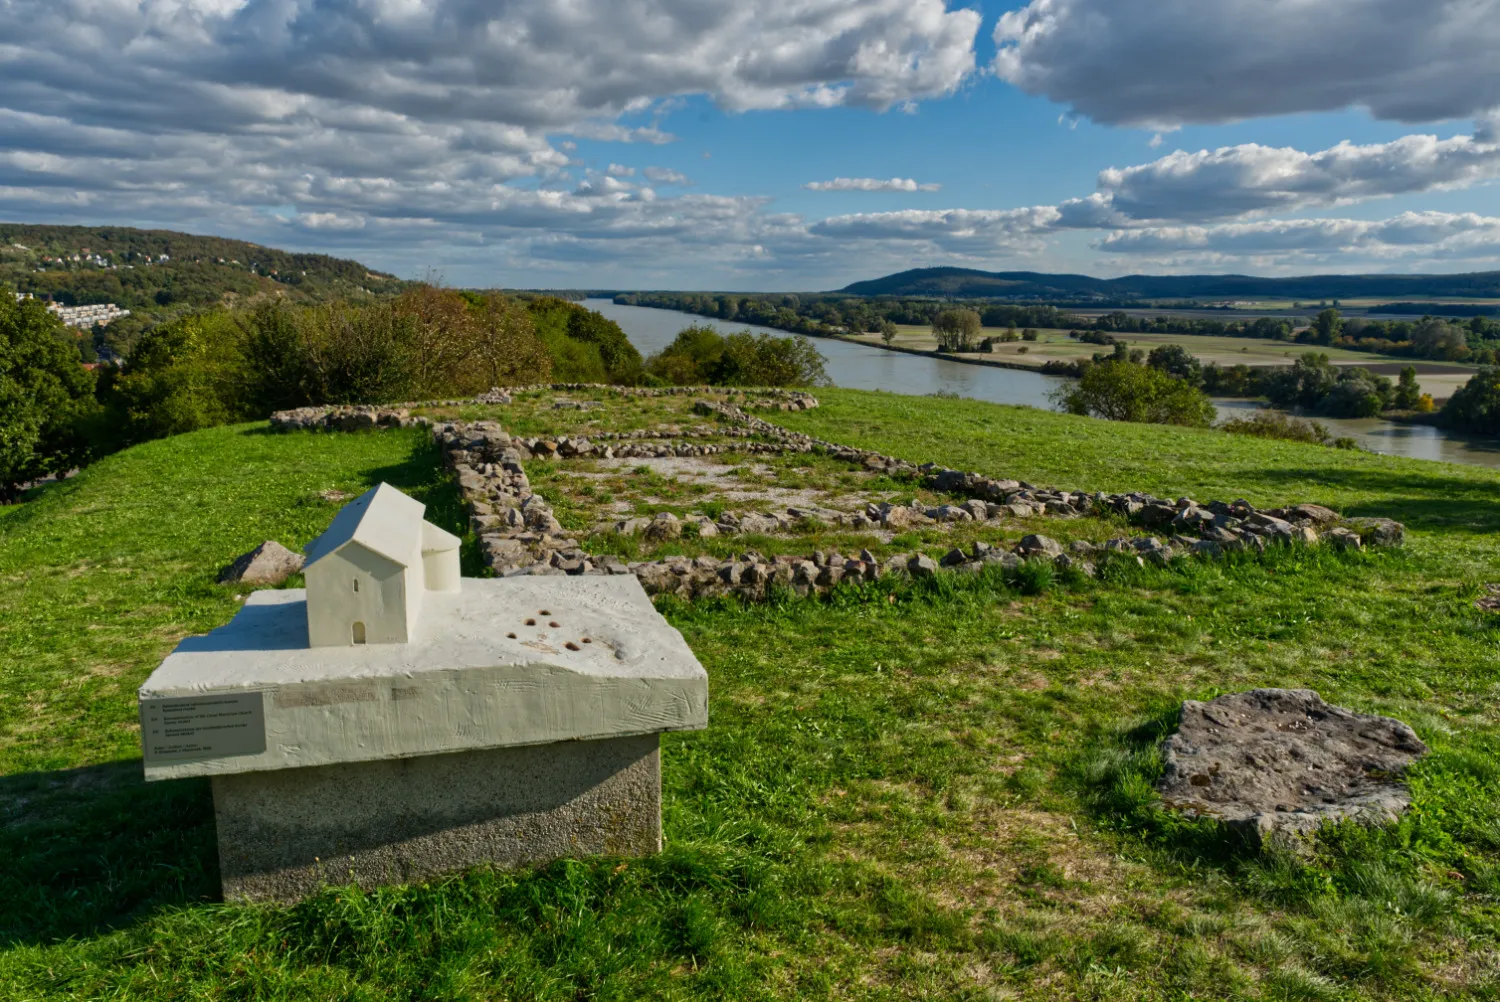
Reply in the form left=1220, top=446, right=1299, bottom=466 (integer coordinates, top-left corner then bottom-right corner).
left=213, top=733, right=660, bottom=903
left=139, top=576, right=707, bottom=903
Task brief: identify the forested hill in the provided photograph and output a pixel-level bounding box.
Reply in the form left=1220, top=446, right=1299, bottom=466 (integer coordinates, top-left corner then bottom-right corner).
left=0, top=223, right=405, bottom=316
left=841, top=267, right=1500, bottom=301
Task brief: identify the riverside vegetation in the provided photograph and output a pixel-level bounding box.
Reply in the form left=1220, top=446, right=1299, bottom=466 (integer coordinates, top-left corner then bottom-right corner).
left=0, top=284, right=826, bottom=500
left=2, top=387, right=1500, bottom=999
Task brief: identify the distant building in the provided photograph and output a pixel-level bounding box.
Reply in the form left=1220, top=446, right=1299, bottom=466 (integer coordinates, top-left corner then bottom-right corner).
left=11, top=292, right=130, bottom=328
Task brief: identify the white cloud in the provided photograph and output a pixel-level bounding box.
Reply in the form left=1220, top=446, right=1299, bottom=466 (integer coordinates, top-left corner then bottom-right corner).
left=1096, top=211, right=1500, bottom=261
left=804, top=177, right=942, bottom=192
left=994, top=0, right=1500, bottom=128
left=1096, top=131, right=1500, bottom=223
left=0, top=0, right=981, bottom=281
left=810, top=207, right=1060, bottom=254
left=643, top=167, right=692, bottom=186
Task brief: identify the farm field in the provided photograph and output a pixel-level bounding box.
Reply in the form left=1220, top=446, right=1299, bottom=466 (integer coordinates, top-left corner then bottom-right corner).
left=844, top=327, right=1476, bottom=399
left=3, top=389, right=1500, bottom=999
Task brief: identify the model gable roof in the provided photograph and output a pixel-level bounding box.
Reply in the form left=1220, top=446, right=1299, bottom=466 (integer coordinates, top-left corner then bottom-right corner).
left=304, top=482, right=426, bottom=569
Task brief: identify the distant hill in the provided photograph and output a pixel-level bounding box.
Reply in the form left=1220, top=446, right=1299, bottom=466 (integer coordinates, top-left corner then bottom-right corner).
left=0, top=223, right=406, bottom=326
left=840, top=267, right=1500, bottom=301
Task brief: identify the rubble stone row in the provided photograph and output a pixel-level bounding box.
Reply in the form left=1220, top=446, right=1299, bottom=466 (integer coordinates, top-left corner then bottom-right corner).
left=272, top=392, right=1406, bottom=602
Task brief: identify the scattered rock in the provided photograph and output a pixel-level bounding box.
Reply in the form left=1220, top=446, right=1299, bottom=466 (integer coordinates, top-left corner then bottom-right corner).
left=643, top=512, right=683, bottom=542
left=1016, top=534, right=1063, bottom=558
left=219, top=541, right=305, bottom=586
left=1346, top=517, right=1405, bottom=547
left=1157, top=689, right=1428, bottom=851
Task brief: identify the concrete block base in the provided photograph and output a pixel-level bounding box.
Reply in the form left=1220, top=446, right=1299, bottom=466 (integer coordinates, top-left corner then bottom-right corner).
left=212, top=733, right=660, bottom=903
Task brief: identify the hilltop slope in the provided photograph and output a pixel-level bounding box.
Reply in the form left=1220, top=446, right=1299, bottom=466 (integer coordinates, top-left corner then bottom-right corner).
left=0, top=223, right=405, bottom=317
left=842, top=265, right=1500, bottom=301
left=3, top=391, right=1500, bottom=998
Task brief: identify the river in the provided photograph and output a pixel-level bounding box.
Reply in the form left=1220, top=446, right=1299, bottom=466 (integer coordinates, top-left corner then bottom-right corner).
left=585, top=299, right=1500, bottom=469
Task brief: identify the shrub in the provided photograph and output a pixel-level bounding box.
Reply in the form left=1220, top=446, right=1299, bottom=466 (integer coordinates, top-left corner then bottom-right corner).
left=1220, top=410, right=1334, bottom=446
left=646, top=325, right=827, bottom=386
left=1055, top=360, right=1216, bottom=427
left=1442, top=366, right=1500, bottom=435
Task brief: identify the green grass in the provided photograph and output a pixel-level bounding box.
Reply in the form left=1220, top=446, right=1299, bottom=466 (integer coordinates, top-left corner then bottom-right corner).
left=5, top=392, right=1500, bottom=999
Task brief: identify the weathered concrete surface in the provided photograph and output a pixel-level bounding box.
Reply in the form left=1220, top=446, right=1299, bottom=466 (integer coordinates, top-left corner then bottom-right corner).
left=140, top=576, right=707, bottom=780
left=1158, top=688, right=1427, bottom=849
left=213, top=733, right=660, bottom=903
left=218, top=541, right=304, bottom=586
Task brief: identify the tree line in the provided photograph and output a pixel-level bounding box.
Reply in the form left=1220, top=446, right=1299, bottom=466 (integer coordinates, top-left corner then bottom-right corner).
left=622, top=292, right=1500, bottom=366
left=2, top=284, right=835, bottom=501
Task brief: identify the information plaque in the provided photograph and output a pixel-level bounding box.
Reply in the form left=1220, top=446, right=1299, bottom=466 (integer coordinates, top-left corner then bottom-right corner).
left=140, top=692, right=267, bottom=764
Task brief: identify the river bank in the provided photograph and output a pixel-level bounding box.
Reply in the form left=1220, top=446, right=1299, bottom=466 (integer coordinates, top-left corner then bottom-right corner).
left=585, top=299, right=1500, bottom=468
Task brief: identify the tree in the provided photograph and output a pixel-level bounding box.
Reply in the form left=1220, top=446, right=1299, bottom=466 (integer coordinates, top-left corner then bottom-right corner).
left=1262, top=353, right=1339, bottom=409
left=1318, top=369, right=1389, bottom=418
left=932, top=309, right=981, bottom=352
left=1442, top=367, right=1500, bottom=435
left=646, top=324, right=827, bottom=386
left=1145, top=344, right=1203, bottom=386
left=107, top=311, right=250, bottom=444
left=0, top=290, right=98, bottom=500
left=1393, top=366, right=1422, bottom=409
left=1055, top=361, right=1216, bottom=427
left=1021, top=327, right=1038, bottom=341
left=1311, top=308, right=1343, bottom=345
left=879, top=319, right=898, bottom=346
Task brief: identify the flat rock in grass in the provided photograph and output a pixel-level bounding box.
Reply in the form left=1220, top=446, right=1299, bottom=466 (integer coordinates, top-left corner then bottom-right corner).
left=1157, top=689, right=1427, bottom=851
left=218, top=541, right=304, bottom=586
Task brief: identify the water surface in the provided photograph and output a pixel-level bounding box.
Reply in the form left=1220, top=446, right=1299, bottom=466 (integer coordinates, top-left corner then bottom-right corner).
left=586, top=299, right=1500, bottom=469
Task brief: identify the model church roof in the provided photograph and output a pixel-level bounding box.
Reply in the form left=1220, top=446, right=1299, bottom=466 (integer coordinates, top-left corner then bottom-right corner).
left=304, top=483, right=458, bottom=568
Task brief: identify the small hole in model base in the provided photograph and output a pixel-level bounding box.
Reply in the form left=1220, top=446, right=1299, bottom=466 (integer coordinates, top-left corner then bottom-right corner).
left=581, top=637, right=592, bottom=644
left=564, top=642, right=580, bottom=651
left=506, top=632, right=517, bottom=639
left=524, top=618, right=536, bottom=626
left=549, top=621, right=560, bottom=628
left=539, top=609, right=551, bottom=615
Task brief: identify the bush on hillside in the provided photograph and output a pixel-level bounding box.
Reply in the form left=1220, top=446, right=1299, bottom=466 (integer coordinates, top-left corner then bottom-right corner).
left=1442, top=367, right=1500, bottom=436
left=1220, top=410, right=1348, bottom=447
left=1054, top=359, right=1216, bottom=427
left=0, top=289, right=99, bottom=500
left=524, top=296, right=640, bottom=383
left=645, top=325, right=829, bottom=386
left=108, top=311, right=253, bottom=445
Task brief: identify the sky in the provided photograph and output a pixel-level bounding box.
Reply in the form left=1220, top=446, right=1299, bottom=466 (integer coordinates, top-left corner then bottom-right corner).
left=3, top=0, right=1500, bottom=291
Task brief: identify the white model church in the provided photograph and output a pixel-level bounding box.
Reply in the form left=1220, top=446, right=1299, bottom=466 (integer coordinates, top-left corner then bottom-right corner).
left=302, top=483, right=461, bottom=646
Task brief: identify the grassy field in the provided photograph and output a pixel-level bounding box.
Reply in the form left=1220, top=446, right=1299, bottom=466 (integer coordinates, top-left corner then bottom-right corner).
left=4, top=391, right=1500, bottom=999
left=849, top=328, right=1474, bottom=400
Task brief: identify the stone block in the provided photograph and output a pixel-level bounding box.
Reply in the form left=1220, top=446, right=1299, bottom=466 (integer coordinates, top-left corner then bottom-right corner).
left=213, top=733, right=661, bottom=903
left=139, top=574, right=707, bottom=902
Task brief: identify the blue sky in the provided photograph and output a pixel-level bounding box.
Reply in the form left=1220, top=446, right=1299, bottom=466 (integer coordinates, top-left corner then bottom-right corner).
left=3, top=0, right=1500, bottom=290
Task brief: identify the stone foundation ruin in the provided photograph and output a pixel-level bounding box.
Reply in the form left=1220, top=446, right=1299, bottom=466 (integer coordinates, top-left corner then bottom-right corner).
left=270, top=385, right=1406, bottom=603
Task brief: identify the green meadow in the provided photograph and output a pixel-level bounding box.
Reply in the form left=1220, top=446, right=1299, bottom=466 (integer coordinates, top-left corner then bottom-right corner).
left=3, top=388, right=1500, bottom=1000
